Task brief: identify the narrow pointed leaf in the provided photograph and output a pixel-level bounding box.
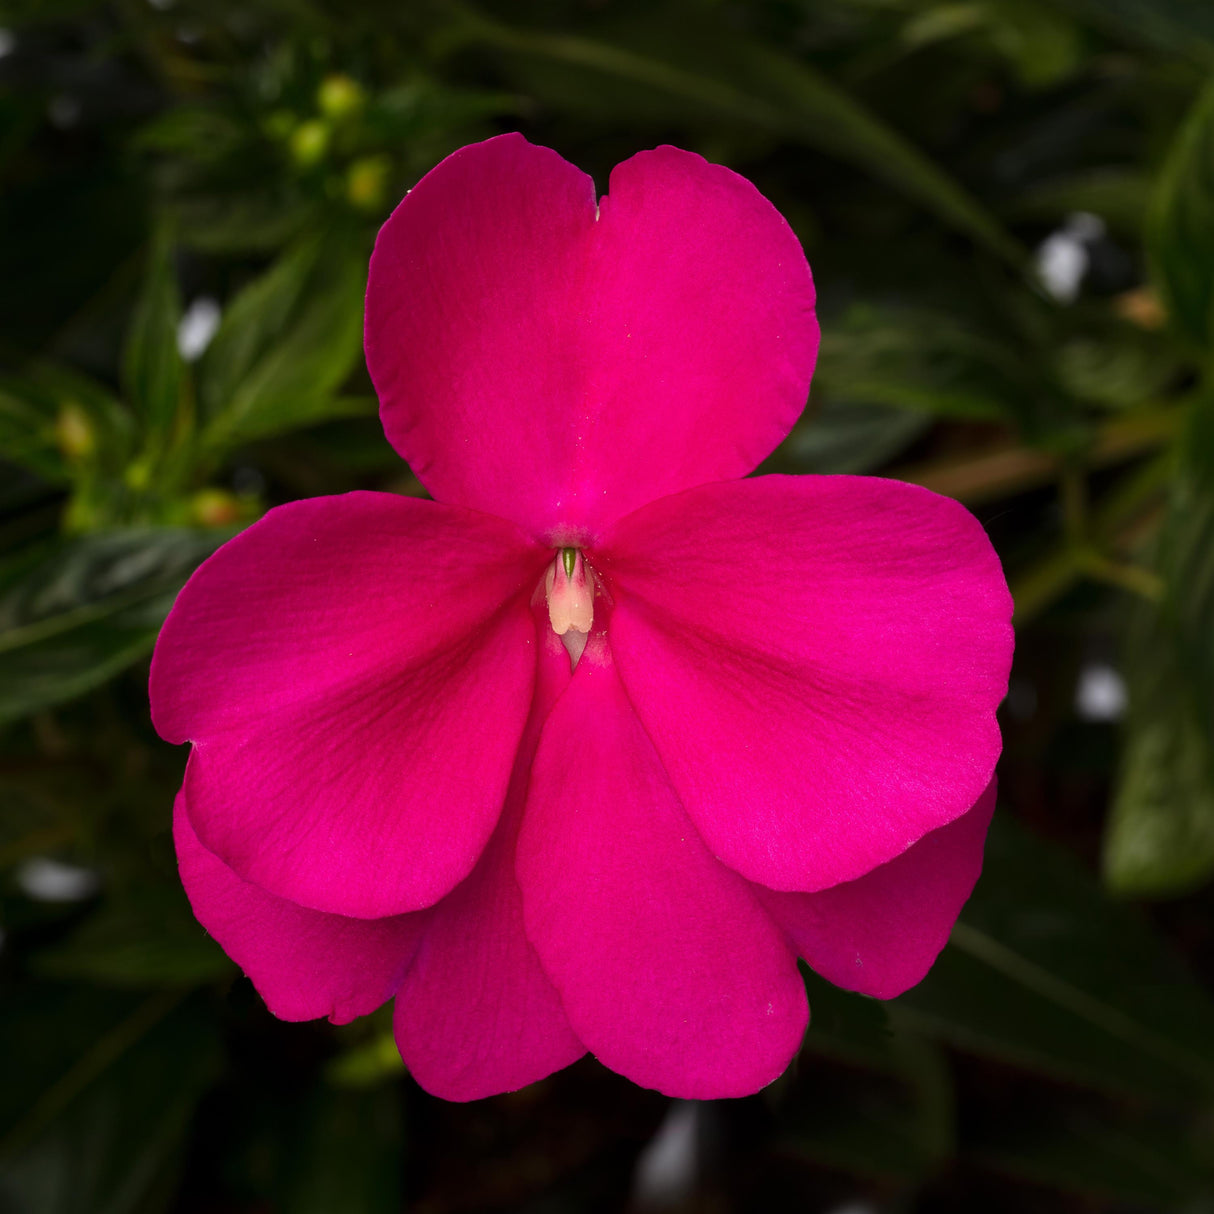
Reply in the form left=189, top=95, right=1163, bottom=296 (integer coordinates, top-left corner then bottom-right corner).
left=0, top=530, right=224, bottom=724
left=1147, top=74, right=1214, bottom=351
left=198, top=241, right=366, bottom=450
left=1105, top=476, right=1214, bottom=895
left=896, top=814, right=1214, bottom=1096
left=456, top=9, right=1022, bottom=263
left=0, top=992, right=221, bottom=1214
left=122, top=232, right=185, bottom=439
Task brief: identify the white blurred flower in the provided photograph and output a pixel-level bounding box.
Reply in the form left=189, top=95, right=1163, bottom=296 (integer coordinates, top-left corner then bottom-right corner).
left=178, top=296, right=221, bottom=361
left=633, top=1100, right=700, bottom=1209
left=1036, top=212, right=1106, bottom=304
left=1075, top=662, right=1127, bottom=722
left=17, top=857, right=101, bottom=902
left=48, top=95, right=81, bottom=129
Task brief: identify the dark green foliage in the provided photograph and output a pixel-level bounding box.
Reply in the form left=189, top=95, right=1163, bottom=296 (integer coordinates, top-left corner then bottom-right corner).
left=0, top=991, right=223, bottom=1214
left=1104, top=474, right=1214, bottom=894
left=0, top=529, right=225, bottom=724
left=906, top=814, right=1214, bottom=1097
left=1148, top=73, right=1214, bottom=353
left=2, top=0, right=1214, bottom=1210
left=122, top=230, right=185, bottom=445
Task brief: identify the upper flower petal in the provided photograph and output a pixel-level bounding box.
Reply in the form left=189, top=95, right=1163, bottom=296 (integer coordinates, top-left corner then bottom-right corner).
left=151, top=492, right=547, bottom=919
left=174, top=786, right=424, bottom=1024
left=758, top=781, right=997, bottom=999
left=599, top=474, right=1013, bottom=893
left=394, top=624, right=585, bottom=1101
left=516, top=646, right=808, bottom=1099
left=365, top=134, right=818, bottom=541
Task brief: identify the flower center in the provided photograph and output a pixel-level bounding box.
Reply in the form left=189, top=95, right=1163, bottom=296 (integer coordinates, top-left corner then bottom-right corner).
left=545, top=547, right=594, bottom=667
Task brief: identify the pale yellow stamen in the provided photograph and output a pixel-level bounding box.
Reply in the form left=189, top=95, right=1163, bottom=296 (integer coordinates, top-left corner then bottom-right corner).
left=545, top=547, right=594, bottom=637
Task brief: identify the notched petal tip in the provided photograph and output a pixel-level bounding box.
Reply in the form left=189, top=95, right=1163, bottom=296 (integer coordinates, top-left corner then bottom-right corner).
left=365, top=135, right=819, bottom=538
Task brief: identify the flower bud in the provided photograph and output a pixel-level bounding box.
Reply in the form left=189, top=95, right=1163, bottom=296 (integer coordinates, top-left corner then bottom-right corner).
left=290, top=119, right=330, bottom=168
left=318, top=74, right=365, bottom=121
left=55, top=401, right=94, bottom=461
left=347, top=155, right=391, bottom=212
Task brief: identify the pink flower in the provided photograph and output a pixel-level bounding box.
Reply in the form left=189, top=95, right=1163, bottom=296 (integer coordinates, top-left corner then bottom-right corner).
left=150, top=135, right=1013, bottom=1101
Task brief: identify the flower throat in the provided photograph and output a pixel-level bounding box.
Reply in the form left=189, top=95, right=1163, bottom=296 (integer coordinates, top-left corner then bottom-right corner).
left=545, top=547, right=594, bottom=667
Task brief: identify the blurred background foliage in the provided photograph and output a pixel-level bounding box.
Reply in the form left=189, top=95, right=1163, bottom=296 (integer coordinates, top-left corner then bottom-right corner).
left=2, top=0, right=1214, bottom=1210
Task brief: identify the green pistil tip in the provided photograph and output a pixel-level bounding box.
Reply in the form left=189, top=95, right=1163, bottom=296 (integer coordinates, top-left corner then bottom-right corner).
left=561, top=547, right=578, bottom=579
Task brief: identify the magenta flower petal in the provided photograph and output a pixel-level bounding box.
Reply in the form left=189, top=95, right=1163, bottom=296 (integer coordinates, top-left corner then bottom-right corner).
left=154, top=135, right=1015, bottom=1103
left=151, top=492, right=548, bottom=918
left=365, top=134, right=818, bottom=541
left=759, top=782, right=997, bottom=999
left=394, top=628, right=585, bottom=1101
left=516, top=647, right=808, bottom=1099
left=174, top=787, right=423, bottom=1024
left=600, top=475, right=1013, bottom=893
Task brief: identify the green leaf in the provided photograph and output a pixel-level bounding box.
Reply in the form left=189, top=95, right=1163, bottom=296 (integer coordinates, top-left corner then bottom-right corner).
left=32, top=885, right=232, bottom=987
left=1105, top=699, right=1214, bottom=896
left=968, top=1103, right=1214, bottom=1205
left=197, top=240, right=366, bottom=450
left=776, top=1069, right=938, bottom=1183
left=0, top=381, right=69, bottom=483
left=776, top=985, right=956, bottom=1184
left=121, top=231, right=185, bottom=441
left=798, top=969, right=900, bottom=1072
left=1006, top=168, right=1151, bottom=237
left=1104, top=477, right=1214, bottom=895
left=1055, top=0, right=1214, bottom=60
left=208, top=393, right=379, bottom=450
left=1148, top=74, right=1214, bottom=352
left=0, top=529, right=224, bottom=725
left=902, top=0, right=1083, bottom=90
left=325, top=1032, right=405, bottom=1089
left=984, top=1, right=1085, bottom=90
left=1052, top=331, right=1182, bottom=413
left=0, top=990, right=221, bottom=1214
left=781, top=987, right=954, bottom=1183
left=1157, top=478, right=1214, bottom=727
left=4, top=366, right=137, bottom=476
left=281, top=1086, right=403, bottom=1214
left=134, top=105, right=244, bottom=163
left=896, top=813, right=1214, bottom=1096
left=452, top=6, right=1023, bottom=264
left=769, top=400, right=931, bottom=475
left=813, top=304, right=1035, bottom=423
left=172, top=192, right=317, bottom=255
left=197, top=239, right=321, bottom=425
